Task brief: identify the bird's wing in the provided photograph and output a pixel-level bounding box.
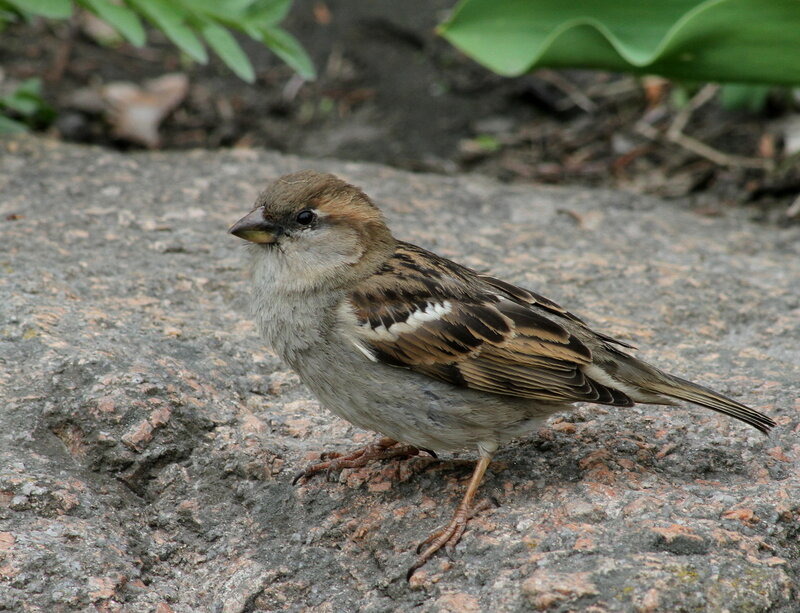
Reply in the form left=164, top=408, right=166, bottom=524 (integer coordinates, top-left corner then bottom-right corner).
left=344, top=242, right=633, bottom=406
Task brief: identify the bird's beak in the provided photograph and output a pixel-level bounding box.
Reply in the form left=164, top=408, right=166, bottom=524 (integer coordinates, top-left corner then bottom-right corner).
left=228, top=209, right=279, bottom=244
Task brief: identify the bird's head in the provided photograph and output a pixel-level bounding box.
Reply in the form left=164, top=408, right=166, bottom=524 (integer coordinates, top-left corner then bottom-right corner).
left=229, top=170, right=394, bottom=291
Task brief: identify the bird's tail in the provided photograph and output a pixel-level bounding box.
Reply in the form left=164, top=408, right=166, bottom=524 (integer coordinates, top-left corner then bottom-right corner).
left=644, top=372, right=775, bottom=434
left=598, top=351, right=776, bottom=434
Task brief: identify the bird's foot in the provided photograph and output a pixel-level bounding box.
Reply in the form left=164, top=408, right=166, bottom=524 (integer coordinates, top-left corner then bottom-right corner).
left=407, top=497, right=496, bottom=580
left=292, top=437, right=423, bottom=485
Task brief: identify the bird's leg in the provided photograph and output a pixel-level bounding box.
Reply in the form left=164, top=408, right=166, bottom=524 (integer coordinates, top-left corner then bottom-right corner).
left=407, top=454, right=493, bottom=579
left=292, top=436, right=423, bottom=484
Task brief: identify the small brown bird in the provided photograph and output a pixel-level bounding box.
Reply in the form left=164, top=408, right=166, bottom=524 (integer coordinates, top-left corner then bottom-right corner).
left=229, top=170, right=774, bottom=578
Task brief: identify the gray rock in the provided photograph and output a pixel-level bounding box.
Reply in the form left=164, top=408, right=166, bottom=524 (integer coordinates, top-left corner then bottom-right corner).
left=0, top=136, right=798, bottom=611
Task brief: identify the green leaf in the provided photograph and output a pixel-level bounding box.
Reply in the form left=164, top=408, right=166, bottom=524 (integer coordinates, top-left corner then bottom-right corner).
left=0, top=78, right=55, bottom=128
left=223, top=0, right=260, bottom=11
left=201, top=21, right=255, bottom=82
left=129, top=0, right=208, bottom=63
left=719, top=84, right=770, bottom=111
left=246, top=0, right=292, bottom=26
left=80, top=0, right=146, bottom=46
left=258, top=25, right=315, bottom=79
left=185, top=0, right=253, bottom=12
left=0, top=114, right=29, bottom=133
left=1, top=91, right=41, bottom=115
left=0, top=78, right=43, bottom=114
left=0, top=7, right=20, bottom=25
left=473, top=134, right=501, bottom=152
left=670, top=84, right=693, bottom=108
left=182, top=0, right=250, bottom=24
left=439, top=0, right=800, bottom=86
left=5, top=0, right=71, bottom=18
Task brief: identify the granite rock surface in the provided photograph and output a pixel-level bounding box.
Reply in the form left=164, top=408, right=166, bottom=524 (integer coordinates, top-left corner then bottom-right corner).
left=1, top=137, right=798, bottom=611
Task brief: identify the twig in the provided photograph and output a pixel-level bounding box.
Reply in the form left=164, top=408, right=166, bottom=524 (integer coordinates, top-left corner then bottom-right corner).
left=668, top=83, right=719, bottom=135
left=666, top=84, right=770, bottom=169
left=585, top=76, right=641, bottom=99
left=282, top=73, right=306, bottom=102
left=667, top=131, right=768, bottom=169
left=536, top=69, right=597, bottom=113
left=47, top=19, right=78, bottom=83
left=787, top=194, right=800, bottom=219
left=637, top=84, right=771, bottom=170
left=634, top=120, right=660, bottom=141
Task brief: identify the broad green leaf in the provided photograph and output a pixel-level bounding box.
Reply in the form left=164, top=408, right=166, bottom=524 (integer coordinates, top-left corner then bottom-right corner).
left=80, top=0, right=146, bottom=46
left=5, top=0, right=71, bottom=18
left=440, top=0, right=800, bottom=85
left=0, top=114, right=29, bottom=133
left=201, top=21, right=255, bottom=82
left=258, top=25, right=315, bottom=79
left=129, top=0, right=207, bottom=63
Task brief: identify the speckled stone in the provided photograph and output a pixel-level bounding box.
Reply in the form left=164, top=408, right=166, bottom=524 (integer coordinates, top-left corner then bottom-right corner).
left=1, top=136, right=798, bottom=612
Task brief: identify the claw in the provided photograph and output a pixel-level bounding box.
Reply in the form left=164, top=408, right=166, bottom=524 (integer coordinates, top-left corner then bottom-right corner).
left=291, top=470, right=306, bottom=486
left=291, top=437, right=421, bottom=486
left=406, top=454, right=493, bottom=581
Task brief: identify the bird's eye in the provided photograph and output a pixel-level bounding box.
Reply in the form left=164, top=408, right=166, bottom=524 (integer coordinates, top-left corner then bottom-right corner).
left=295, top=209, right=316, bottom=226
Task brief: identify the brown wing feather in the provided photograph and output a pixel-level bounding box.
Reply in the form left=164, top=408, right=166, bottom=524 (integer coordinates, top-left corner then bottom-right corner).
left=480, top=273, right=637, bottom=350
left=348, top=242, right=633, bottom=407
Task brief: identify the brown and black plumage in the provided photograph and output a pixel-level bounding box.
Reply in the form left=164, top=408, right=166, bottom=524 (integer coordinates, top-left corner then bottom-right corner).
left=348, top=241, right=773, bottom=434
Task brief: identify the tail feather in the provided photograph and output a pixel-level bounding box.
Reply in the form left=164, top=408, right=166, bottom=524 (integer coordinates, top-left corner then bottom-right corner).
left=650, top=374, right=775, bottom=434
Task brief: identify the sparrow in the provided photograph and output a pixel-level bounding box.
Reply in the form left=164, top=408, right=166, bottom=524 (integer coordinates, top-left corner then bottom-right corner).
left=229, top=170, right=775, bottom=578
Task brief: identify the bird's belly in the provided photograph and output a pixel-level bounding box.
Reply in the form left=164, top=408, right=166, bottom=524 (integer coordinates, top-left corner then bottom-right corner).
left=290, top=340, right=556, bottom=453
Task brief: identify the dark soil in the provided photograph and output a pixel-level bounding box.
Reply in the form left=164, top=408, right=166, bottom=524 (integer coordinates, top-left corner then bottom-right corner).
left=1, top=0, right=799, bottom=214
